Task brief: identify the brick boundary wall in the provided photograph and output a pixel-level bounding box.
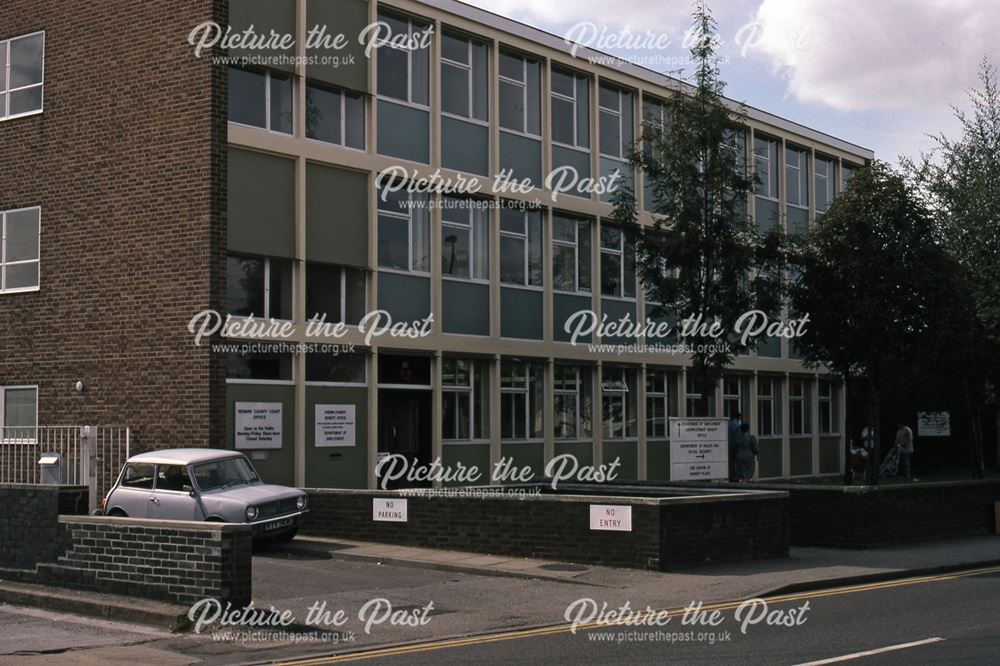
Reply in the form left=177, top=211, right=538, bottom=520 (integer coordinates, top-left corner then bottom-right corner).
left=301, top=486, right=788, bottom=570
left=0, top=485, right=252, bottom=606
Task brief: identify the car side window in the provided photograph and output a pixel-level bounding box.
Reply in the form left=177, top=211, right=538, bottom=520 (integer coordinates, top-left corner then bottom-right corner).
left=156, top=464, right=191, bottom=492
left=121, top=463, right=155, bottom=489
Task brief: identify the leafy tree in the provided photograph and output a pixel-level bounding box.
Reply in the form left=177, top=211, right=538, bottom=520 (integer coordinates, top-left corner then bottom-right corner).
left=612, top=1, right=787, bottom=414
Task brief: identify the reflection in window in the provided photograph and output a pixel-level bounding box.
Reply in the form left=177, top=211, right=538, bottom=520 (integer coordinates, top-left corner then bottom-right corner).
left=441, top=198, right=489, bottom=280
left=226, top=254, right=293, bottom=320
left=228, top=67, right=293, bottom=134
left=599, top=225, right=635, bottom=298
left=500, top=360, right=543, bottom=439
left=305, top=262, right=366, bottom=325
left=1, top=32, right=44, bottom=119
left=550, top=66, right=590, bottom=149
left=306, top=82, right=365, bottom=149
left=226, top=352, right=294, bottom=381
left=554, top=365, right=592, bottom=439
left=552, top=215, right=591, bottom=293
left=0, top=207, right=40, bottom=292
left=377, top=182, right=430, bottom=272
left=754, top=136, right=779, bottom=200
left=602, top=366, right=636, bottom=439
left=442, top=358, right=488, bottom=440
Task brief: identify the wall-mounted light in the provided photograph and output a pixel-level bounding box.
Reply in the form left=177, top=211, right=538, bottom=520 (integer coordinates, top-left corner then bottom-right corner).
left=75, top=381, right=85, bottom=393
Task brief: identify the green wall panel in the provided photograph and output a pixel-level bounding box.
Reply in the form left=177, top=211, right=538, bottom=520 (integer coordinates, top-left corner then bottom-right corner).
left=306, top=0, right=370, bottom=92
left=789, top=437, right=813, bottom=476
left=819, top=437, right=842, bottom=475
left=442, top=444, right=491, bottom=487
left=442, top=280, right=489, bottom=336
left=306, top=163, right=369, bottom=268
left=377, top=272, right=430, bottom=323
left=553, top=293, right=592, bottom=342
left=377, top=100, right=429, bottom=163
left=305, top=386, right=369, bottom=489
left=646, top=440, right=671, bottom=481
left=553, top=441, right=593, bottom=469
left=603, top=441, right=638, bottom=481
left=226, top=383, right=296, bottom=487
left=500, top=442, right=545, bottom=482
left=228, top=148, right=296, bottom=258
left=441, top=117, right=489, bottom=176
left=501, top=287, right=543, bottom=339
left=757, top=436, right=783, bottom=478
left=499, top=132, right=542, bottom=186
left=228, top=0, right=297, bottom=74
left=600, top=299, right=636, bottom=345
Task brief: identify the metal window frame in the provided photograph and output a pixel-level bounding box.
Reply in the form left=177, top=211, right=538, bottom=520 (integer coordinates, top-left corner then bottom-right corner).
left=0, top=31, right=45, bottom=122
left=0, top=206, right=41, bottom=294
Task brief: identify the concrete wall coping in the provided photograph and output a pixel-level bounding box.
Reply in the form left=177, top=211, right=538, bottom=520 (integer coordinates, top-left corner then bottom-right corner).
left=0, top=484, right=88, bottom=491
left=747, top=479, right=1000, bottom=494
left=58, top=515, right=252, bottom=533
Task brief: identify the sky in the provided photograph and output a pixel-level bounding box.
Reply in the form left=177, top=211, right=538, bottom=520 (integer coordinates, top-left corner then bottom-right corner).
left=466, top=0, right=1000, bottom=164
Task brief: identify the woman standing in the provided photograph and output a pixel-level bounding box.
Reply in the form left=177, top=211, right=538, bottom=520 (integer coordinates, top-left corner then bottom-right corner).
left=736, top=423, right=759, bottom=482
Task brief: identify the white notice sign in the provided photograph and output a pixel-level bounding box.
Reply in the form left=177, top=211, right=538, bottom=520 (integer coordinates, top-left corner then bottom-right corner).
left=589, top=504, right=632, bottom=531
left=373, top=498, right=408, bottom=522
left=669, top=418, right=729, bottom=481
left=234, top=402, right=282, bottom=450
left=917, top=412, right=950, bottom=437
left=316, top=404, right=356, bottom=447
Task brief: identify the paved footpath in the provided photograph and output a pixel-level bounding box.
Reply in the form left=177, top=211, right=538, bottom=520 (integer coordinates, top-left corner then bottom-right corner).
left=1, top=535, right=999, bottom=665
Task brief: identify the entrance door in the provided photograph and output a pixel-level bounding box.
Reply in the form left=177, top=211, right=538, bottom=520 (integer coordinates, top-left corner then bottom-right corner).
left=377, top=389, right=432, bottom=488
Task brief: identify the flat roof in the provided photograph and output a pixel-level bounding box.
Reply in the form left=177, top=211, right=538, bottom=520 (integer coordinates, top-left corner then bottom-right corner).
left=127, top=448, right=242, bottom=465
left=413, top=0, right=874, bottom=161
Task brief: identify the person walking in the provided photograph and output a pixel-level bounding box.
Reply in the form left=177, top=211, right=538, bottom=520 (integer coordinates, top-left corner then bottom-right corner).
left=728, top=412, right=742, bottom=482
left=736, top=423, right=758, bottom=482
left=895, top=420, right=914, bottom=479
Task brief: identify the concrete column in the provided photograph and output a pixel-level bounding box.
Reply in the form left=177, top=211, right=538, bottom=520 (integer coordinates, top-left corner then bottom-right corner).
left=490, top=354, right=501, bottom=475
left=431, top=351, right=443, bottom=489
left=749, top=370, right=759, bottom=480
left=781, top=372, right=791, bottom=478
left=367, top=353, right=379, bottom=489
left=637, top=363, right=647, bottom=480
left=812, top=373, right=821, bottom=475
left=593, top=361, right=603, bottom=466
left=543, top=358, right=555, bottom=466
left=293, top=0, right=307, bottom=486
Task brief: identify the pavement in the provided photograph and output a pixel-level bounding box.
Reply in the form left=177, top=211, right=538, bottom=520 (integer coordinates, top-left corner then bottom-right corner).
left=1, top=534, right=1000, bottom=665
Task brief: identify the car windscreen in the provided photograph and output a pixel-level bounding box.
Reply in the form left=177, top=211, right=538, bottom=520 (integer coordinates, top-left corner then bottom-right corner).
left=191, top=457, right=260, bottom=491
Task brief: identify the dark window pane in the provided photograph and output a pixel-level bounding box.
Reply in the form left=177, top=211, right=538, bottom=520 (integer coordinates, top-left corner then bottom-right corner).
left=526, top=61, right=541, bottom=135
left=500, top=235, right=525, bottom=284
left=600, top=110, right=620, bottom=156
left=575, top=79, right=590, bottom=148
left=499, top=51, right=522, bottom=80
left=5, top=263, right=38, bottom=289
left=551, top=68, right=574, bottom=96
left=441, top=33, right=468, bottom=64
left=344, top=92, right=365, bottom=149
left=441, top=225, right=470, bottom=277
left=306, top=84, right=342, bottom=144
left=5, top=208, right=39, bottom=261
left=553, top=244, right=576, bottom=291
left=306, top=353, right=366, bottom=383
left=306, top=262, right=343, bottom=322
left=227, top=255, right=265, bottom=316
left=270, top=73, right=293, bottom=133
left=377, top=47, right=408, bottom=101
left=499, top=81, right=524, bottom=131
left=378, top=215, right=409, bottom=270
left=599, top=85, right=619, bottom=111
left=472, top=42, right=488, bottom=121
left=551, top=97, right=574, bottom=145
left=441, top=62, right=469, bottom=117
left=601, top=252, right=621, bottom=296
left=344, top=268, right=366, bottom=324
left=528, top=213, right=543, bottom=286
left=269, top=258, right=294, bottom=319
left=122, top=464, right=155, bottom=490
left=229, top=68, right=266, bottom=128
left=227, top=352, right=293, bottom=380
left=8, top=86, right=41, bottom=115
left=9, top=33, right=43, bottom=88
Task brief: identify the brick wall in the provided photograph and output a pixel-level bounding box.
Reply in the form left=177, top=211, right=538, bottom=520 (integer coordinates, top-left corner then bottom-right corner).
left=302, top=487, right=788, bottom=570
left=0, top=0, right=227, bottom=449
left=0, top=484, right=88, bottom=569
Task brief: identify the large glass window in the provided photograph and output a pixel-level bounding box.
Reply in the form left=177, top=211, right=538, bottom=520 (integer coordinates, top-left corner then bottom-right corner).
left=306, top=82, right=365, bottom=149
left=602, top=366, right=636, bottom=439
left=441, top=197, right=489, bottom=281
left=754, top=136, right=779, bottom=200
left=442, top=358, right=488, bottom=440
left=441, top=31, right=488, bottom=121
left=0, top=385, right=38, bottom=439
left=815, top=156, right=836, bottom=213
left=785, top=146, right=809, bottom=208
left=757, top=376, right=776, bottom=436
left=819, top=380, right=836, bottom=434
left=552, top=214, right=591, bottom=293
left=500, top=360, right=543, bottom=440
left=723, top=376, right=743, bottom=419
left=550, top=67, right=589, bottom=149
left=789, top=378, right=810, bottom=435
left=1, top=32, right=44, bottom=120
left=499, top=50, right=540, bottom=136
left=305, top=262, right=366, bottom=325
left=685, top=373, right=714, bottom=417
left=226, top=254, right=293, bottom=320
left=376, top=11, right=429, bottom=106
left=646, top=369, right=670, bottom=439
left=306, top=353, right=367, bottom=384
left=554, top=365, right=592, bottom=439
left=600, top=224, right=635, bottom=298
left=228, top=67, right=293, bottom=134
left=227, top=352, right=294, bottom=381
left=500, top=206, right=542, bottom=286
left=842, top=163, right=859, bottom=190
left=0, top=207, right=40, bottom=293
left=377, top=182, right=430, bottom=272
left=599, top=84, right=633, bottom=159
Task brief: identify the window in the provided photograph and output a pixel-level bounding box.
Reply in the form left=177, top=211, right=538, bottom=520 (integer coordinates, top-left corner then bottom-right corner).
left=227, top=352, right=294, bottom=382
left=193, top=457, right=259, bottom=491
left=685, top=373, right=712, bottom=417
left=306, top=82, right=365, bottom=149
left=442, top=358, right=488, bottom=440
left=226, top=254, right=293, bottom=320
left=0, top=385, right=37, bottom=439
left=441, top=197, right=489, bottom=281
left=376, top=11, right=429, bottom=106
left=600, top=225, right=635, bottom=298
left=500, top=360, right=543, bottom=439
left=641, top=98, right=668, bottom=211
left=306, top=353, right=367, bottom=384
left=305, top=263, right=366, bottom=325
left=1, top=32, right=44, bottom=120
left=842, top=163, right=859, bottom=189
left=754, top=136, right=779, bottom=200
left=757, top=377, right=775, bottom=436
left=552, top=214, right=591, bottom=293
left=723, top=376, right=743, bottom=419
left=815, top=156, right=836, bottom=213
left=602, top=367, right=636, bottom=439
left=790, top=378, right=810, bottom=435
left=819, top=380, right=835, bottom=434
left=554, top=365, right=592, bottom=439
left=785, top=146, right=809, bottom=208
left=1, top=207, right=40, bottom=293
left=156, top=465, right=192, bottom=492
left=121, top=464, right=155, bottom=490
left=377, top=183, right=430, bottom=272
left=499, top=50, right=540, bottom=136
left=646, top=370, right=670, bottom=439
left=500, top=206, right=543, bottom=287
left=599, top=84, right=633, bottom=159
left=550, top=67, right=589, bottom=149
left=441, top=31, right=488, bottom=121
left=228, top=67, right=293, bottom=134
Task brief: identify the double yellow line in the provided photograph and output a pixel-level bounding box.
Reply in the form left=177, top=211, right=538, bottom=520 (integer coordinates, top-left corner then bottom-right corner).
left=276, top=565, right=1000, bottom=665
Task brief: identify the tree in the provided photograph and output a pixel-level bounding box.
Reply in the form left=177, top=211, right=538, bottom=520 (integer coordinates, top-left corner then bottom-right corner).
left=611, top=1, right=787, bottom=414
left=789, top=161, right=977, bottom=482
left=904, top=60, right=1000, bottom=475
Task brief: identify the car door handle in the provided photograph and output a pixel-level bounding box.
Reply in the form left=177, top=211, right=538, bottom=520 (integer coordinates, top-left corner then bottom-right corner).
left=149, top=497, right=160, bottom=503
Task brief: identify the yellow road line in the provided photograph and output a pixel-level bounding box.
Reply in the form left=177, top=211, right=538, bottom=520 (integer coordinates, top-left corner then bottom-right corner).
left=276, top=565, right=1000, bottom=665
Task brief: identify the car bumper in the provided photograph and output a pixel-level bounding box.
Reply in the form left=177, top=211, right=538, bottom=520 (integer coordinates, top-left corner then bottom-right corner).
left=249, top=510, right=307, bottom=537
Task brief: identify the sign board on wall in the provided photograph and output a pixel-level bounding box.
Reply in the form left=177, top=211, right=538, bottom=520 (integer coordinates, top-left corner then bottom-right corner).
left=373, top=498, right=408, bottom=522
left=669, top=418, right=729, bottom=481
left=589, top=504, right=632, bottom=531
left=315, top=404, right=356, bottom=447
left=234, top=402, right=283, bottom=450
left=917, top=412, right=950, bottom=437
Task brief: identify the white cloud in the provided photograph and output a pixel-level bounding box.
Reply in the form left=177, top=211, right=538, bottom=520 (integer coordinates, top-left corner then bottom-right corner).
left=751, top=0, right=1000, bottom=112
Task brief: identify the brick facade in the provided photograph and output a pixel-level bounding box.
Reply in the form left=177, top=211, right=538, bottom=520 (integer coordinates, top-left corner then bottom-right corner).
left=0, top=0, right=227, bottom=450
left=0, top=483, right=87, bottom=569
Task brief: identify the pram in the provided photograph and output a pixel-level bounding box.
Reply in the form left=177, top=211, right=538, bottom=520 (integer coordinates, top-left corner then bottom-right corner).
left=848, top=446, right=869, bottom=483
left=878, top=444, right=901, bottom=478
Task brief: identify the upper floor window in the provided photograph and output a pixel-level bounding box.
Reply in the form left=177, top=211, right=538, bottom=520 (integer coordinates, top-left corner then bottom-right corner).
left=441, top=197, right=489, bottom=281
left=0, top=207, right=40, bottom=293
left=226, top=254, right=293, bottom=320
left=441, top=31, right=488, bottom=122
left=499, top=50, right=540, bottom=136
left=377, top=182, right=430, bottom=273
left=376, top=11, right=429, bottom=107
left=228, top=67, right=293, bottom=134
left=306, top=81, right=365, bottom=149
left=500, top=206, right=543, bottom=287
left=815, top=156, right=836, bottom=213
left=785, top=146, right=809, bottom=208
left=842, top=163, right=859, bottom=190
left=552, top=214, right=591, bottom=293
left=598, top=84, right=633, bottom=159
left=754, top=136, right=779, bottom=200
left=550, top=67, right=589, bottom=149
left=599, top=225, right=635, bottom=298
left=0, top=385, right=37, bottom=440
left=1, top=32, right=44, bottom=120
left=305, top=262, right=366, bottom=325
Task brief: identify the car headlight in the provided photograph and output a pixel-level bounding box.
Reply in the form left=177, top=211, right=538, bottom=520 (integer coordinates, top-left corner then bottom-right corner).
left=296, top=496, right=307, bottom=510
left=246, top=506, right=258, bottom=521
